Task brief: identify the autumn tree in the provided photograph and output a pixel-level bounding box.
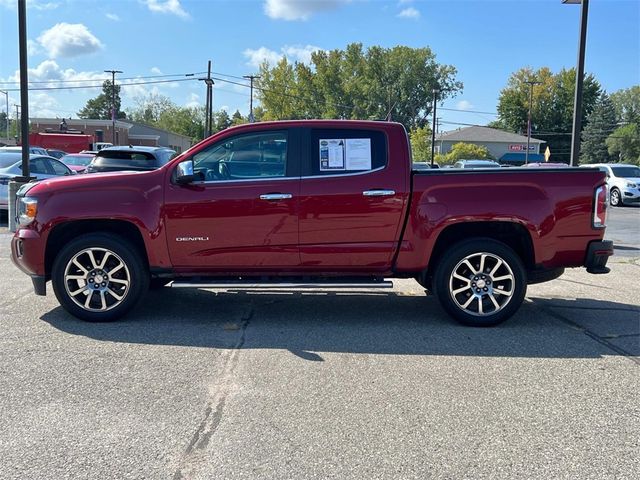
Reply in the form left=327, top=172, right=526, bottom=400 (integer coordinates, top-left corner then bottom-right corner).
left=78, top=80, right=127, bottom=120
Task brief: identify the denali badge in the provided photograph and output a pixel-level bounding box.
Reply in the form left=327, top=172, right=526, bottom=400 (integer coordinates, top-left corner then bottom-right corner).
left=176, top=236, right=210, bottom=242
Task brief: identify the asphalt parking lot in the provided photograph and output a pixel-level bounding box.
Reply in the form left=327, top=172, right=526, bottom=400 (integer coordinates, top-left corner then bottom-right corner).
left=0, top=207, right=638, bottom=479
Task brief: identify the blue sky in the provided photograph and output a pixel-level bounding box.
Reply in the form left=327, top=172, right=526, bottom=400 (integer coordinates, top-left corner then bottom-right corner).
left=0, top=0, right=638, bottom=131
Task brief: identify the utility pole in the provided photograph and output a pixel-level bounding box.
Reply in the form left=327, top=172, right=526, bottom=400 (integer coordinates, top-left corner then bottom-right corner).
left=430, top=88, right=439, bottom=167
left=0, top=89, right=8, bottom=142
left=525, top=80, right=541, bottom=165
left=15, top=105, right=20, bottom=142
left=104, top=69, right=122, bottom=144
left=200, top=61, right=214, bottom=136
left=243, top=74, right=261, bottom=123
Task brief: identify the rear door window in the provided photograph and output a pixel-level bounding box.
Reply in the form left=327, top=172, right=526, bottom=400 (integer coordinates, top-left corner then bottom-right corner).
left=305, top=128, right=387, bottom=176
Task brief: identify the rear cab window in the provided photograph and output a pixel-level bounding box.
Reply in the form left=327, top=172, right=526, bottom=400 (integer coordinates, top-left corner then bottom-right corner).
left=93, top=150, right=157, bottom=169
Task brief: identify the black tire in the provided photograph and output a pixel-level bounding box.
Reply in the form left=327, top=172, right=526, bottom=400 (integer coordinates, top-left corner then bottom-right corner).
left=433, top=238, right=527, bottom=327
left=610, top=188, right=623, bottom=207
left=51, top=233, right=149, bottom=322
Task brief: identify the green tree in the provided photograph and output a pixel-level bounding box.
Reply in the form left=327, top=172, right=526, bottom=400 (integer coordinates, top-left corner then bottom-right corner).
left=610, top=86, right=640, bottom=125
left=580, top=92, right=617, bottom=164
left=409, top=125, right=433, bottom=162
left=256, top=43, right=462, bottom=131
left=495, top=67, right=601, bottom=164
left=127, top=93, right=175, bottom=124
left=213, top=110, right=232, bottom=132
left=78, top=80, right=126, bottom=120
left=442, top=142, right=493, bottom=165
left=156, top=105, right=205, bottom=142
left=606, top=123, right=640, bottom=164
left=231, top=110, right=246, bottom=126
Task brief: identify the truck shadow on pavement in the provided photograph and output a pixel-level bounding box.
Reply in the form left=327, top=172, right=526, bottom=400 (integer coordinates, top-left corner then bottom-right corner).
left=40, top=288, right=640, bottom=360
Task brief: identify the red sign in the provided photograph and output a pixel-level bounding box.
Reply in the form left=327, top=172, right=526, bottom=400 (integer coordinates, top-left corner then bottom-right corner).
left=508, top=144, right=535, bottom=152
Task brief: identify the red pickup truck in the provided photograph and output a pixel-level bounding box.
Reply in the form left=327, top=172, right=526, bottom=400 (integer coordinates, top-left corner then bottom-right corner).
left=11, top=120, right=612, bottom=326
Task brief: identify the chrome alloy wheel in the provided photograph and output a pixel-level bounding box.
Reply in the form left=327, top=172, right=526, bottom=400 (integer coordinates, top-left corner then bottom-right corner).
left=448, top=252, right=515, bottom=317
left=63, top=247, right=131, bottom=312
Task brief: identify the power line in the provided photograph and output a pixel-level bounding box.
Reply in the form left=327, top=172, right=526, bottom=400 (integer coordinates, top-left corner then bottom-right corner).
left=0, top=71, right=206, bottom=86
left=1, top=77, right=198, bottom=92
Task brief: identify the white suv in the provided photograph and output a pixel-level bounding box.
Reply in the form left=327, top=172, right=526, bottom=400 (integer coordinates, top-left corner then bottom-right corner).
left=581, top=163, right=640, bottom=207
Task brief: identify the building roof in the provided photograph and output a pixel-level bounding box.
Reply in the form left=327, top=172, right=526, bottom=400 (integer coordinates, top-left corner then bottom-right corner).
left=31, top=118, right=132, bottom=129
left=437, top=126, right=545, bottom=144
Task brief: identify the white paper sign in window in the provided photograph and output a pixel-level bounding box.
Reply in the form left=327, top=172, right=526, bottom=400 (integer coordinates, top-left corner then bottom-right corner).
left=345, top=138, right=371, bottom=170
left=319, top=139, right=345, bottom=171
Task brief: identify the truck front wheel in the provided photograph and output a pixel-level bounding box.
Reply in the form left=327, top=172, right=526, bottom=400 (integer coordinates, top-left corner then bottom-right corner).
left=51, top=233, right=149, bottom=322
left=433, top=239, right=526, bottom=327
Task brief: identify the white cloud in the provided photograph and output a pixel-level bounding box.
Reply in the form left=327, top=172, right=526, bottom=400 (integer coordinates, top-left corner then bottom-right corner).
left=456, top=100, right=475, bottom=111
left=397, top=7, right=420, bottom=19
left=244, top=44, right=323, bottom=68
left=0, top=0, right=59, bottom=9
left=38, top=23, right=103, bottom=58
left=150, top=67, right=163, bottom=75
left=105, top=13, right=120, bottom=21
left=3, top=60, right=106, bottom=88
left=264, top=0, right=350, bottom=21
left=185, top=92, right=200, bottom=108
left=27, top=39, right=41, bottom=56
left=29, top=92, right=60, bottom=117
left=143, top=0, right=189, bottom=19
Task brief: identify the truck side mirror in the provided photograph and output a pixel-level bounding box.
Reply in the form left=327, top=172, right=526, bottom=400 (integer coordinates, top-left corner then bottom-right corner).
left=175, top=159, right=198, bottom=184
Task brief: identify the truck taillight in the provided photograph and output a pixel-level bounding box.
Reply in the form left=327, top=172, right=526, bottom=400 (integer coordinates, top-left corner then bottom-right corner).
left=593, top=184, right=608, bottom=229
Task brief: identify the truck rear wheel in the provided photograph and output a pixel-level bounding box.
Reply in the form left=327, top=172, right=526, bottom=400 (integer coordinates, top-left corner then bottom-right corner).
left=51, top=233, right=149, bottom=322
left=433, top=238, right=526, bottom=327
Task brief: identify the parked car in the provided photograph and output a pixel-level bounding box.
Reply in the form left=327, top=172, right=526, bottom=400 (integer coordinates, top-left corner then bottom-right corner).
left=85, top=146, right=177, bottom=174
left=452, top=159, right=501, bottom=169
left=0, top=145, right=49, bottom=156
left=60, top=153, right=95, bottom=173
left=10, top=120, right=611, bottom=327
left=524, top=162, right=570, bottom=168
left=46, top=149, right=68, bottom=159
left=580, top=163, right=640, bottom=206
left=0, top=153, right=74, bottom=210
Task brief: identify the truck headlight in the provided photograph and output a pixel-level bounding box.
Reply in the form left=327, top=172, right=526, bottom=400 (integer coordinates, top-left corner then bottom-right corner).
left=18, top=197, right=38, bottom=225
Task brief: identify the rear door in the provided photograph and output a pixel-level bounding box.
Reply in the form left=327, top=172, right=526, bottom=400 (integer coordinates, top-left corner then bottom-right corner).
left=298, top=127, right=408, bottom=270
left=164, top=128, right=301, bottom=269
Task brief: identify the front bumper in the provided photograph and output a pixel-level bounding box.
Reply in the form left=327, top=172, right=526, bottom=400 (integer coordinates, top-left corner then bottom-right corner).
left=585, top=240, right=613, bottom=274
left=11, top=228, right=48, bottom=295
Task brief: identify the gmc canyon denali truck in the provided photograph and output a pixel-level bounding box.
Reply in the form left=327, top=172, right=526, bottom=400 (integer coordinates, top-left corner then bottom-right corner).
left=11, top=120, right=613, bottom=326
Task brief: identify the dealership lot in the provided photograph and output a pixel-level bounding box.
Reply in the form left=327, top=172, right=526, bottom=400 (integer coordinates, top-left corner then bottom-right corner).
left=0, top=207, right=638, bottom=479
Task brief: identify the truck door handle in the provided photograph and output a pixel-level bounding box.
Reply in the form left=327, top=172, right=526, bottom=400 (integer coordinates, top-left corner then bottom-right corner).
left=363, top=189, right=396, bottom=197
left=259, top=193, right=293, bottom=201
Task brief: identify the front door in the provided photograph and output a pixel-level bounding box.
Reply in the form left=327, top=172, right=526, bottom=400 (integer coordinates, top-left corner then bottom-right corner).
left=164, top=129, right=300, bottom=270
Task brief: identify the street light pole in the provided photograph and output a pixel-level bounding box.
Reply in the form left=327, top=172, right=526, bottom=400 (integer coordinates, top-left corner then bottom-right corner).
left=563, top=0, right=590, bottom=166
left=430, top=88, right=439, bottom=167
left=525, top=80, right=541, bottom=165
left=104, top=69, right=122, bottom=145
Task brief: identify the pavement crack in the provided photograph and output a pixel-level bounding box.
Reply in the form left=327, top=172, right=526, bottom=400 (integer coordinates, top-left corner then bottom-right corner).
left=540, top=304, right=640, bottom=366
left=172, top=302, right=254, bottom=479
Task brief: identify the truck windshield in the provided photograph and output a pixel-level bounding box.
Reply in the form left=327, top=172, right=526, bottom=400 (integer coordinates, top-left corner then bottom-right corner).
left=611, top=166, right=640, bottom=178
